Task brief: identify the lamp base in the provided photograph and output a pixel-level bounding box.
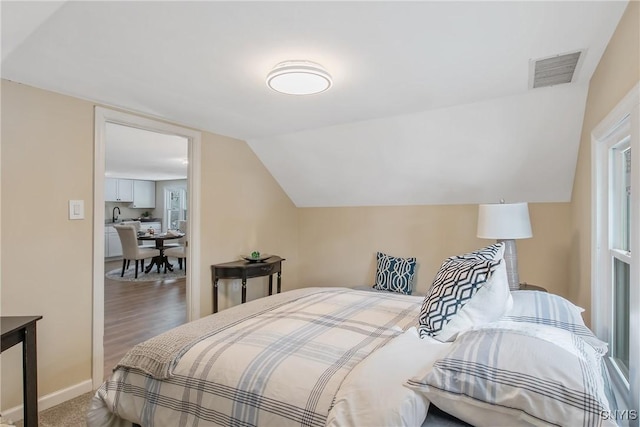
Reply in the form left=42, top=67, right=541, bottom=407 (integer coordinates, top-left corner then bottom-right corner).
left=498, top=239, right=520, bottom=291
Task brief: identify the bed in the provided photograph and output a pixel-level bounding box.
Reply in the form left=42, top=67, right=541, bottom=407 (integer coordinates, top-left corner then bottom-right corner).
left=88, top=245, right=617, bottom=427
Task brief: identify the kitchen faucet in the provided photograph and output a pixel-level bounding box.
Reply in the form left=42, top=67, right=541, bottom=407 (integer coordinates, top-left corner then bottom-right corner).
left=112, top=207, right=121, bottom=223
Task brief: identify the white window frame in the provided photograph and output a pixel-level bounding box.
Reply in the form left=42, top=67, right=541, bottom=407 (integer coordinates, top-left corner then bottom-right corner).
left=592, top=82, right=640, bottom=419
left=165, top=187, right=187, bottom=230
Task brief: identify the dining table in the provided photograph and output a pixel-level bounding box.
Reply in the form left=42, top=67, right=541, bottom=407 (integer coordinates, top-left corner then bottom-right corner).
left=137, top=232, right=184, bottom=273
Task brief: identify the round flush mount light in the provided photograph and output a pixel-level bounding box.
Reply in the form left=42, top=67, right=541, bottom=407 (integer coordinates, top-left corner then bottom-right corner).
left=266, top=60, right=332, bottom=95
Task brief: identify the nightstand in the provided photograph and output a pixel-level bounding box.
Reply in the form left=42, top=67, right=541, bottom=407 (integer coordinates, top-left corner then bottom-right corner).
left=211, top=256, right=284, bottom=313
left=519, top=283, right=547, bottom=292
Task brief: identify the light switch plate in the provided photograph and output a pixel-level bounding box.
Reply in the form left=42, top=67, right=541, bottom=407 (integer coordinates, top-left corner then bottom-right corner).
left=69, top=200, right=84, bottom=220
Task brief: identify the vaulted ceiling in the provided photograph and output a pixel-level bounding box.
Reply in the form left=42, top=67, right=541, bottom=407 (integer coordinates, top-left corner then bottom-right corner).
left=1, top=1, right=628, bottom=206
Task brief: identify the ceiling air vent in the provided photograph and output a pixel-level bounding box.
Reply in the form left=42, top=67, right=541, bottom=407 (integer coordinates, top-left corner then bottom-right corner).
left=529, top=50, right=584, bottom=89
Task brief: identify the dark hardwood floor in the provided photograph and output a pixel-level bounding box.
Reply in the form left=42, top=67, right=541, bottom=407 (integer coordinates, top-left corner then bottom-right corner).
left=104, top=260, right=186, bottom=379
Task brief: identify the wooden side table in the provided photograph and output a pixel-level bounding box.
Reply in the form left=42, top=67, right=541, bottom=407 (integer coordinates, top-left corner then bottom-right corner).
left=211, top=256, right=284, bottom=313
left=519, top=283, right=547, bottom=292
left=1, top=316, right=43, bottom=427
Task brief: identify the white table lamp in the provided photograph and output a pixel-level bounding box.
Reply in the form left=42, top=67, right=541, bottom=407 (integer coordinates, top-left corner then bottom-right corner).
left=477, top=201, right=532, bottom=291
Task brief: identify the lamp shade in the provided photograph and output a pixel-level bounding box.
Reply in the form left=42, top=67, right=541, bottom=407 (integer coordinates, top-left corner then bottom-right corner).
left=477, top=202, right=532, bottom=239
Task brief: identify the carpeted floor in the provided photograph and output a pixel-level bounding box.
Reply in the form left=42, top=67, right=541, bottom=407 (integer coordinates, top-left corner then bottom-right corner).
left=106, top=264, right=186, bottom=282
left=12, top=392, right=93, bottom=427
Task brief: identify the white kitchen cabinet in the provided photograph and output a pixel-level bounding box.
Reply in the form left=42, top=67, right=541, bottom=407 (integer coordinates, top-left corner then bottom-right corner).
left=131, top=180, right=156, bottom=208
left=105, top=226, right=123, bottom=258
left=105, top=178, right=134, bottom=202
left=105, top=179, right=118, bottom=201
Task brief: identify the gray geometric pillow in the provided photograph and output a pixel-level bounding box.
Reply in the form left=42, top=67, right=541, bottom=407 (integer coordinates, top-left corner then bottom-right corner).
left=373, top=252, right=417, bottom=295
left=418, top=258, right=500, bottom=338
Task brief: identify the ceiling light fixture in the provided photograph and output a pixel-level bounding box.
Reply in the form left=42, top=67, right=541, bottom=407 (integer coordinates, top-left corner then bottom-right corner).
left=266, top=60, right=332, bottom=95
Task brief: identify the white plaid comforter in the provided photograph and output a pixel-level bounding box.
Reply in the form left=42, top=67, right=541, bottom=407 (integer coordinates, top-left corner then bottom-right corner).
left=89, top=287, right=423, bottom=427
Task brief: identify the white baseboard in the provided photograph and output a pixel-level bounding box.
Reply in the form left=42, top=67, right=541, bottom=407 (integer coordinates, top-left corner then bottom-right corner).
left=1, top=379, right=93, bottom=422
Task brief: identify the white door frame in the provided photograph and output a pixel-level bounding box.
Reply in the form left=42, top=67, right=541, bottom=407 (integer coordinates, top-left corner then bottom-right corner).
left=92, top=107, right=201, bottom=388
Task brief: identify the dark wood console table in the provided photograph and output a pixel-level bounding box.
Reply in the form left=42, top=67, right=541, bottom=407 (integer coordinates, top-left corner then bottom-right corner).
left=1, top=315, right=43, bottom=427
left=211, top=256, right=284, bottom=313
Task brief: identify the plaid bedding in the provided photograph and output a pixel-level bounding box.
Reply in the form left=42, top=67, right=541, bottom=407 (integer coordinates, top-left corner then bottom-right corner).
left=89, top=287, right=423, bottom=427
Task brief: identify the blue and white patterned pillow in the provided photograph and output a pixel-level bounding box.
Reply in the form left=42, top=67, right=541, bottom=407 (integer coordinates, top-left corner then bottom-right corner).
left=418, top=258, right=500, bottom=339
left=373, top=252, right=417, bottom=295
left=448, top=242, right=504, bottom=261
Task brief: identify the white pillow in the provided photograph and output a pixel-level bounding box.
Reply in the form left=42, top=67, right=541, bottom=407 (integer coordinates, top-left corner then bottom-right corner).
left=436, top=259, right=512, bottom=341
left=326, top=327, right=450, bottom=427
left=505, top=290, right=607, bottom=354
left=406, top=326, right=616, bottom=427
left=418, top=257, right=512, bottom=342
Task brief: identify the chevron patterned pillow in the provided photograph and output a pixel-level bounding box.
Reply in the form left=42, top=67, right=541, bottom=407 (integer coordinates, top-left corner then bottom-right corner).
left=373, top=252, right=417, bottom=295
left=418, top=258, right=500, bottom=339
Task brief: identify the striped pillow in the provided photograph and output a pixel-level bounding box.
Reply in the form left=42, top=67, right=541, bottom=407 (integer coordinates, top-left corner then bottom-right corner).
left=407, top=327, right=616, bottom=427
left=504, top=291, right=608, bottom=354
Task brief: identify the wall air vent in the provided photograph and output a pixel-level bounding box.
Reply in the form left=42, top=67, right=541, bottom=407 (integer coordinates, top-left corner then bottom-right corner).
left=529, top=50, right=584, bottom=89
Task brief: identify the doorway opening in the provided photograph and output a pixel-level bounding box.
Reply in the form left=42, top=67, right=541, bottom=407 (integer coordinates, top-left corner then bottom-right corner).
left=93, top=107, right=201, bottom=387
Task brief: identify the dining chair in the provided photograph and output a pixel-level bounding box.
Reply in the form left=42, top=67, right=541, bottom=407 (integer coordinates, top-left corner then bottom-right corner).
left=164, top=220, right=187, bottom=249
left=165, top=220, right=187, bottom=271
left=164, top=245, right=187, bottom=271
left=176, top=220, right=187, bottom=244
left=114, top=225, right=161, bottom=278
left=118, top=221, right=152, bottom=272
left=121, top=220, right=154, bottom=248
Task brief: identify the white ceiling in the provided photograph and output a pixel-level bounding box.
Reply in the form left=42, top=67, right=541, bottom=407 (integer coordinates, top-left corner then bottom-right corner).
left=105, top=123, right=188, bottom=181
left=1, top=1, right=628, bottom=206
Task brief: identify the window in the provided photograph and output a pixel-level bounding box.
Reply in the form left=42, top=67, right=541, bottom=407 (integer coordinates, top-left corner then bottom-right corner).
left=165, top=187, right=187, bottom=230
left=610, top=138, right=631, bottom=379
left=592, top=83, right=639, bottom=414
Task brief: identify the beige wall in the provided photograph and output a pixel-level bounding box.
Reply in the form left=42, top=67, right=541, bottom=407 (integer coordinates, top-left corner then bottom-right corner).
left=570, top=1, right=640, bottom=325
left=299, top=203, right=572, bottom=297
left=1, top=81, right=95, bottom=409
left=0, top=80, right=299, bottom=410
left=198, top=131, right=300, bottom=314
